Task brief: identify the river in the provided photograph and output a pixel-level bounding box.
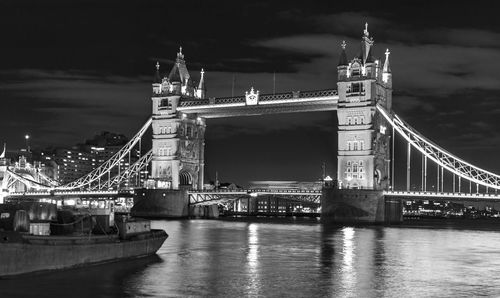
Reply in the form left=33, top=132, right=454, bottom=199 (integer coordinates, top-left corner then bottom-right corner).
left=2, top=218, right=500, bottom=297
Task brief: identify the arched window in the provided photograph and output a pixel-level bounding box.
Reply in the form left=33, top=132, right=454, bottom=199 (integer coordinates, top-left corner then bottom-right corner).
left=354, top=117, right=358, bottom=125
left=166, top=126, right=172, bottom=134
left=360, top=116, right=365, bottom=124
left=353, top=163, right=358, bottom=173
left=179, top=171, right=192, bottom=186
left=360, top=141, right=364, bottom=150
left=347, top=117, right=352, bottom=125
left=353, top=142, right=358, bottom=151
left=347, top=141, right=351, bottom=150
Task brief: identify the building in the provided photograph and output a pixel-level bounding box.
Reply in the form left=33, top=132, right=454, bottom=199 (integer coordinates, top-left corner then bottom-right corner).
left=336, top=23, right=392, bottom=190
left=148, top=47, right=206, bottom=190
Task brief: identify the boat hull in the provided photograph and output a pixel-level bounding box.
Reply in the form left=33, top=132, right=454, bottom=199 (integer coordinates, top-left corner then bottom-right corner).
left=0, top=229, right=168, bottom=278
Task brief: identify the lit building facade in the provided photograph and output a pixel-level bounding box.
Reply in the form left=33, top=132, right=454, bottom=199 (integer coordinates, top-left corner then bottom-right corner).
left=149, top=48, right=206, bottom=190
left=337, top=24, right=392, bottom=190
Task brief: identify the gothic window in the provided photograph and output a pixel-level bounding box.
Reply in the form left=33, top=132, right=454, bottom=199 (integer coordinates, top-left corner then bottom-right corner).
left=351, top=82, right=362, bottom=93
left=360, top=116, right=365, bottom=124
left=158, top=148, right=164, bottom=156
left=347, top=141, right=352, bottom=150
left=359, top=161, right=363, bottom=166
left=166, top=147, right=172, bottom=156
left=352, top=68, right=360, bottom=76
left=360, top=167, right=364, bottom=173
left=354, top=117, right=358, bottom=125
left=347, top=161, right=351, bottom=166
left=353, top=142, right=358, bottom=151
left=353, top=173, right=358, bottom=179
left=347, top=117, right=352, bottom=125
left=166, top=126, right=172, bottom=134
left=353, top=163, right=358, bottom=173
left=359, top=173, right=364, bottom=179
left=360, top=141, right=364, bottom=150
left=187, top=126, right=192, bottom=137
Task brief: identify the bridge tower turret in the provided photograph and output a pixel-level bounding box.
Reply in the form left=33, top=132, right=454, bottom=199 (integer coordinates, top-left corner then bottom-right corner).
left=149, top=48, right=206, bottom=191
left=336, top=24, right=392, bottom=190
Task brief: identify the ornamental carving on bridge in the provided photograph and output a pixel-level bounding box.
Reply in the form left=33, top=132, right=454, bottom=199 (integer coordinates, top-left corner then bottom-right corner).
left=245, top=87, right=259, bottom=105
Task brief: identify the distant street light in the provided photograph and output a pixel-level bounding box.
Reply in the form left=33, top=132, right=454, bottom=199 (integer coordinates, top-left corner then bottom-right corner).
left=25, top=134, right=30, bottom=152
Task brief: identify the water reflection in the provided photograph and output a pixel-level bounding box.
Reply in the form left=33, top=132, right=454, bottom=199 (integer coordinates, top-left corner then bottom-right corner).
left=246, top=223, right=260, bottom=296
left=4, top=219, right=500, bottom=297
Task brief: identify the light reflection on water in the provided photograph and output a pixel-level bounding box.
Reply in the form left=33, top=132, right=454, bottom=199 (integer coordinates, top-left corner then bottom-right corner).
left=3, top=219, right=500, bottom=297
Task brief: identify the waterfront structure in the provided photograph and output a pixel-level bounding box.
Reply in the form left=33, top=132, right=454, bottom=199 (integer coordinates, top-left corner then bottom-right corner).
left=5, top=24, right=500, bottom=223
left=149, top=48, right=206, bottom=190
left=336, top=24, right=392, bottom=190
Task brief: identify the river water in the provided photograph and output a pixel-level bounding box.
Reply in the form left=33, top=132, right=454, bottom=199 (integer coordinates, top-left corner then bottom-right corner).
left=2, top=218, right=500, bottom=297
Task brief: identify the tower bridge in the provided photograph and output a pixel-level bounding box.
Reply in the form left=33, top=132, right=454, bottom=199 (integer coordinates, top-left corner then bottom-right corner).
left=4, top=24, right=500, bottom=222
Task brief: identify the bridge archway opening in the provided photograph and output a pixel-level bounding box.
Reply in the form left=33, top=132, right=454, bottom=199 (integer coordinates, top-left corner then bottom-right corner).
left=179, top=171, right=193, bottom=186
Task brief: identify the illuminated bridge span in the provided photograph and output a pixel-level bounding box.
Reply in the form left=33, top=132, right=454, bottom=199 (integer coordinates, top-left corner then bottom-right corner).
left=3, top=24, right=500, bottom=217
left=177, top=89, right=338, bottom=118
left=188, top=189, right=322, bottom=205
left=384, top=191, right=500, bottom=202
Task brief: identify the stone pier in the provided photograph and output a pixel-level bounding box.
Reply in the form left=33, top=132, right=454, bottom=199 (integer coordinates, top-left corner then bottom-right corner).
left=321, top=186, right=402, bottom=224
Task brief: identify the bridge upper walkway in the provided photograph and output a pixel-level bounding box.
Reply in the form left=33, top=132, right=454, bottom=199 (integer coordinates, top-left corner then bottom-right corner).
left=176, top=89, right=339, bottom=118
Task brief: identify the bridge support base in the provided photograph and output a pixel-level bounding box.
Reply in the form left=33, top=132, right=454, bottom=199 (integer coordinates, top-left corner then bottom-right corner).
left=189, top=204, right=219, bottom=219
left=321, top=187, right=403, bottom=224
left=131, top=188, right=189, bottom=218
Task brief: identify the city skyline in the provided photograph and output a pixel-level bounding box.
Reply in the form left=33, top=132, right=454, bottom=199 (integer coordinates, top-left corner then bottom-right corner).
left=1, top=1, right=500, bottom=186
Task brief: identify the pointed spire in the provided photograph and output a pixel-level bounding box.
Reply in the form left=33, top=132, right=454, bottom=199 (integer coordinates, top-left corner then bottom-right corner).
left=361, top=22, right=374, bottom=64
left=0, top=143, right=6, bottom=159
left=383, top=48, right=391, bottom=73
left=177, top=46, right=184, bottom=60
left=170, top=47, right=190, bottom=83
left=338, top=40, right=348, bottom=66
left=153, top=61, right=162, bottom=83
left=198, top=68, right=205, bottom=89
left=365, top=47, right=374, bottom=63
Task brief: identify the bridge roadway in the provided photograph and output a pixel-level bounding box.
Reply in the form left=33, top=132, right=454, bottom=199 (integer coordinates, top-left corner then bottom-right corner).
left=6, top=188, right=500, bottom=203
left=384, top=190, right=500, bottom=202
left=176, top=89, right=339, bottom=118
left=6, top=189, right=134, bottom=199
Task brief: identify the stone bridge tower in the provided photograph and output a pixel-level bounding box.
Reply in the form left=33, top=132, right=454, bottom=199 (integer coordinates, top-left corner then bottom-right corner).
left=149, top=48, right=206, bottom=190
left=336, top=24, right=392, bottom=190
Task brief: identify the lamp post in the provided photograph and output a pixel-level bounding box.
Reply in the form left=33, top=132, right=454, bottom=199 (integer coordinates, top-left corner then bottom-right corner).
left=25, top=134, right=30, bottom=152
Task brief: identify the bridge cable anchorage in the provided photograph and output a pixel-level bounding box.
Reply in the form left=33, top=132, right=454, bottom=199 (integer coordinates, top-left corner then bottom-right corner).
left=89, top=149, right=153, bottom=191
left=376, top=104, right=500, bottom=190
left=5, top=167, right=55, bottom=191
left=58, top=117, right=152, bottom=190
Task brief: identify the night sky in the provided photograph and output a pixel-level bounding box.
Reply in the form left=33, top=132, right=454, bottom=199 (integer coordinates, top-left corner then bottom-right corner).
left=1, top=1, right=500, bottom=187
